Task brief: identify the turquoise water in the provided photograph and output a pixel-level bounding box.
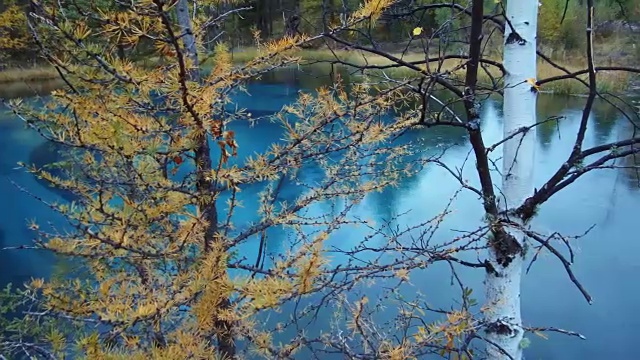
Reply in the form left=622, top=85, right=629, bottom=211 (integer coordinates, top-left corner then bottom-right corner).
left=1, top=75, right=639, bottom=359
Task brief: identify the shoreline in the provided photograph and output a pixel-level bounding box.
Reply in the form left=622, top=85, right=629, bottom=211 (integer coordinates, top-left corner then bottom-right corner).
left=0, top=66, right=59, bottom=84
left=0, top=46, right=637, bottom=97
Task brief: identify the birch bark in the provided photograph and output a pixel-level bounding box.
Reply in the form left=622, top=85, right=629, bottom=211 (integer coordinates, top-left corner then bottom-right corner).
left=484, top=1, right=539, bottom=359
left=174, top=2, right=235, bottom=358
left=176, top=0, right=200, bottom=81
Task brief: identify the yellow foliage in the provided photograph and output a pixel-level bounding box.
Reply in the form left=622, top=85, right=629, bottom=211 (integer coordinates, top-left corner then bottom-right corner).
left=250, top=331, right=274, bottom=357
left=351, top=0, right=395, bottom=24
left=526, top=77, right=541, bottom=91
left=379, top=341, right=415, bottom=360
left=46, top=328, right=67, bottom=353
left=241, top=277, right=295, bottom=310
left=3, top=0, right=426, bottom=357
left=210, top=42, right=233, bottom=78
left=0, top=2, right=32, bottom=55
left=394, top=268, right=410, bottom=282
left=294, top=234, right=327, bottom=293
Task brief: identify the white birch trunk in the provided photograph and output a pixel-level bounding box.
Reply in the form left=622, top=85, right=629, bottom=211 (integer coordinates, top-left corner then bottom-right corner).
left=484, top=1, right=539, bottom=359
left=176, top=0, right=200, bottom=81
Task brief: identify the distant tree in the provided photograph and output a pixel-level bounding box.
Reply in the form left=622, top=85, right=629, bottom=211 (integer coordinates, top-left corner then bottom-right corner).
left=0, top=0, right=34, bottom=65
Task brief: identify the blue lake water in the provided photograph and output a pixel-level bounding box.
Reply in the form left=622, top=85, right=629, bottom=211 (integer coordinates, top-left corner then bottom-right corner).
left=1, top=74, right=639, bottom=359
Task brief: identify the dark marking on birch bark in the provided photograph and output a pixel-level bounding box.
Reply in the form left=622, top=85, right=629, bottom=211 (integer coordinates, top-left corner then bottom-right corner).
left=506, top=32, right=526, bottom=45
left=492, top=231, right=524, bottom=267
left=486, top=320, right=519, bottom=336
left=484, top=260, right=499, bottom=276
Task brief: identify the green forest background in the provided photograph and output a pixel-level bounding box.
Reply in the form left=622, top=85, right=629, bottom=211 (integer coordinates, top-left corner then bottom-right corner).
left=1, top=0, right=639, bottom=67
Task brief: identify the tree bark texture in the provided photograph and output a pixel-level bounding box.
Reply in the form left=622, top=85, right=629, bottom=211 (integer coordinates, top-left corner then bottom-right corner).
left=484, top=1, right=538, bottom=359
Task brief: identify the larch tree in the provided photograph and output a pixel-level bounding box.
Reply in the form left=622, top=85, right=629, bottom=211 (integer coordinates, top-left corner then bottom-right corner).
left=0, top=0, right=450, bottom=359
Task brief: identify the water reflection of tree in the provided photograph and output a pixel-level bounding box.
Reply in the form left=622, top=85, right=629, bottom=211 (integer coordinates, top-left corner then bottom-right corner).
left=535, top=95, right=576, bottom=150
left=618, top=153, right=640, bottom=189
left=600, top=101, right=640, bottom=191
left=258, top=64, right=354, bottom=92
left=368, top=95, right=469, bottom=228
left=536, top=95, right=625, bottom=150
left=616, top=120, right=640, bottom=190
left=591, top=100, right=623, bottom=142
